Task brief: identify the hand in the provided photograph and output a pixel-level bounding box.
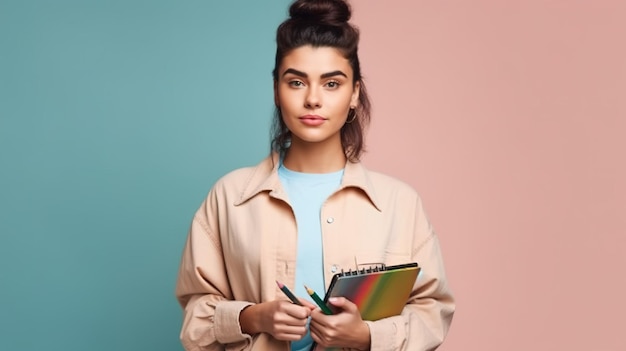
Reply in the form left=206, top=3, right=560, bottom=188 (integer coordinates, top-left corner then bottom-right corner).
left=309, top=297, right=371, bottom=350
left=240, top=300, right=313, bottom=341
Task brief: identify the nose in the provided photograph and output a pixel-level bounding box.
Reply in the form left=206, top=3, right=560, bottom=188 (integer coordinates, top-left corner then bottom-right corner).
left=304, top=87, right=321, bottom=109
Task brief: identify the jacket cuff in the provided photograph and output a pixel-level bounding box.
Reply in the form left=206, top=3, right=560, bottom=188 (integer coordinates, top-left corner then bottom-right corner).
left=365, top=317, right=401, bottom=351
left=214, top=300, right=254, bottom=344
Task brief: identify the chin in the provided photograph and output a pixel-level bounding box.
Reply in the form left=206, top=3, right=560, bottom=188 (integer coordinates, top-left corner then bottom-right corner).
left=291, top=133, right=341, bottom=146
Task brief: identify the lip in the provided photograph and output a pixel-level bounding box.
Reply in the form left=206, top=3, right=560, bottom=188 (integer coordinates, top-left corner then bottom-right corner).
left=299, top=114, right=327, bottom=126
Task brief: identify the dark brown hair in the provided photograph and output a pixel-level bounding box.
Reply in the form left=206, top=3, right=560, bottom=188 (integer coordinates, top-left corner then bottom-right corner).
left=271, top=0, right=371, bottom=162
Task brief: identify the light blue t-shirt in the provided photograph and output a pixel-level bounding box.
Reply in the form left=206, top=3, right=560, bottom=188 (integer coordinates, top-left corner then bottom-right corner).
left=278, top=163, right=343, bottom=351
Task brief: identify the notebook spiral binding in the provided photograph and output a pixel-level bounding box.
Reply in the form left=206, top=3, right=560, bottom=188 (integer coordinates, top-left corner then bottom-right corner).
left=340, top=263, right=387, bottom=277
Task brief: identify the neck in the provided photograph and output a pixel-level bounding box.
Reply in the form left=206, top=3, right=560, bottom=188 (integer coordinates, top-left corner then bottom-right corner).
left=283, top=139, right=347, bottom=173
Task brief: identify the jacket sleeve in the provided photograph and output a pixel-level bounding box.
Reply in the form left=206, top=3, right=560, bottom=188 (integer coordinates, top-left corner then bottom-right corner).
left=365, top=197, right=455, bottom=351
left=175, top=194, right=254, bottom=351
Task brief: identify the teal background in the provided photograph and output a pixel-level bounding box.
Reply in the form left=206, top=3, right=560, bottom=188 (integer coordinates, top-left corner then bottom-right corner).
left=0, top=1, right=291, bottom=349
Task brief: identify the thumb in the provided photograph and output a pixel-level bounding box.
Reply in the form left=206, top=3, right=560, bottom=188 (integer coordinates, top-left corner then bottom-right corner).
left=328, top=296, right=357, bottom=312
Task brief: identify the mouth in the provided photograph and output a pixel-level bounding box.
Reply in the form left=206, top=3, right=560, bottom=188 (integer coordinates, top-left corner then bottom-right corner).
left=299, top=114, right=327, bottom=121
left=298, top=114, right=327, bottom=126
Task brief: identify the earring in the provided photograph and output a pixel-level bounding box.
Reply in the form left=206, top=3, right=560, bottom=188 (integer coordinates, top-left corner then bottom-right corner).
left=346, top=107, right=357, bottom=124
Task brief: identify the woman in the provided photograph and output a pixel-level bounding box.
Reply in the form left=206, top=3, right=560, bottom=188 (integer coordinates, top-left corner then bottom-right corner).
left=175, top=0, right=455, bottom=350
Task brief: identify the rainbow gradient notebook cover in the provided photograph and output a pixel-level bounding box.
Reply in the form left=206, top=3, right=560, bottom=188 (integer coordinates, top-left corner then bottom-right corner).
left=323, top=262, right=420, bottom=321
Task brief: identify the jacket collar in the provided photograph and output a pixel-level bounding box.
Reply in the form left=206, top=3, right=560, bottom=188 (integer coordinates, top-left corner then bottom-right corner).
left=234, top=153, right=381, bottom=211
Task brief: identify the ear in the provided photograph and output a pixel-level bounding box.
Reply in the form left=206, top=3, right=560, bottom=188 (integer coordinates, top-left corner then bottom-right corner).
left=350, top=81, right=360, bottom=108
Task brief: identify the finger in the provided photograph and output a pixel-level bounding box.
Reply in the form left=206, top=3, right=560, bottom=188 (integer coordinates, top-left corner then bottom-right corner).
left=281, top=303, right=312, bottom=319
left=310, top=329, right=333, bottom=349
left=328, top=296, right=358, bottom=313
left=271, top=310, right=308, bottom=327
left=309, top=315, right=331, bottom=334
left=275, top=331, right=308, bottom=341
left=309, top=308, right=332, bottom=325
left=327, top=296, right=346, bottom=307
left=273, top=324, right=309, bottom=341
left=275, top=313, right=308, bottom=327
left=277, top=324, right=308, bottom=335
left=298, top=298, right=318, bottom=310
left=309, top=329, right=326, bottom=347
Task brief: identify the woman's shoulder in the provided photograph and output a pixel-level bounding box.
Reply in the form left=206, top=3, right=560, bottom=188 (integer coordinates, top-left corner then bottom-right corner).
left=208, top=156, right=275, bottom=195
left=363, top=167, right=419, bottom=194
left=356, top=167, right=431, bottom=216
left=214, top=158, right=268, bottom=185
left=357, top=166, right=426, bottom=208
left=214, top=166, right=254, bottom=186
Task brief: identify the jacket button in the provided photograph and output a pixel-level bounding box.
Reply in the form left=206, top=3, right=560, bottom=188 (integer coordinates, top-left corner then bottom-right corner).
left=331, top=265, right=338, bottom=273
left=326, top=217, right=334, bottom=224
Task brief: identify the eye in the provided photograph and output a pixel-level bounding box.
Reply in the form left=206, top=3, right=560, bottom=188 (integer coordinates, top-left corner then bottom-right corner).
left=325, top=81, right=340, bottom=89
left=288, top=80, right=305, bottom=88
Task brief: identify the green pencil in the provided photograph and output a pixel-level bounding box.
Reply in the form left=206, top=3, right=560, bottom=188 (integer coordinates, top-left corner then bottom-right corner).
left=304, top=285, right=333, bottom=315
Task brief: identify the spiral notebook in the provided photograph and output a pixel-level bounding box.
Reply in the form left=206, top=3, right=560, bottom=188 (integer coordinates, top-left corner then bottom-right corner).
left=323, top=262, right=420, bottom=321
left=309, top=262, right=420, bottom=350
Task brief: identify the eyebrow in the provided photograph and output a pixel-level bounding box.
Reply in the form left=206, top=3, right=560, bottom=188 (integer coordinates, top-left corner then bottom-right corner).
left=282, top=68, right=348, bottom=79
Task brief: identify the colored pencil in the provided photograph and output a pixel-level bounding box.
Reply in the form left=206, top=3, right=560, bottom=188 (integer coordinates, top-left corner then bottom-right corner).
left=276, top=280, right=303, bottom=305
left=304, top=285, right=333, bottom=315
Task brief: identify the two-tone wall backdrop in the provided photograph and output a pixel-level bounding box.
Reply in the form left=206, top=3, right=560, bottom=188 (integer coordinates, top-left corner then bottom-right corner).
left=354, top=1, right=625, bottom=350
left=0, top=1, right=291, bottom=349
left=1, top=1, right=624, bottom=350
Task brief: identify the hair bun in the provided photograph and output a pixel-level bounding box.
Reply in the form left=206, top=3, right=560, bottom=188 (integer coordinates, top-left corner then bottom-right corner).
left=289, top=0, right=351, bottom=26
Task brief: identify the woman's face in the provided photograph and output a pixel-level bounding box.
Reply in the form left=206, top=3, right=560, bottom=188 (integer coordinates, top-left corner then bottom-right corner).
left=275, top=45, right=360, bottom=150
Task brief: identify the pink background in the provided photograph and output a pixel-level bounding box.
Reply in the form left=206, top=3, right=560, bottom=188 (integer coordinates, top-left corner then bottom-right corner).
left=353, top=1, right=626, bottom=350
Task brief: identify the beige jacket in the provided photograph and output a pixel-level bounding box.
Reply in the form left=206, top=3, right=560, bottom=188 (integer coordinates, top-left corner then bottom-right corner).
left=175, top=154, right=455, bottom=351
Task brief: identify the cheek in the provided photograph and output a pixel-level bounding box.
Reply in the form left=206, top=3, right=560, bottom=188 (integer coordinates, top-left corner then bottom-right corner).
left=277, top=92, right=300, bottom=113
left=276, top=89, right=290, bottom=106
left=335, top=94, right=355, bottom=111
